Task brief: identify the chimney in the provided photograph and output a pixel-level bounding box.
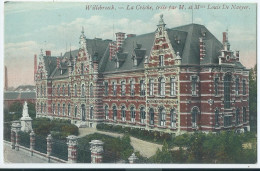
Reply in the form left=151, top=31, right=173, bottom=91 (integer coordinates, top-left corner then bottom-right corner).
left=34, top=54, right=37, bottom=81
left=199, top=37, right=205, bottom=61
left=127, top=34, right=136, bottom=38
left=115, top=32, right=125, bottom=51
left=236, top=51, right=240, bottom=61
left=4, top=66, right=8, bottom=91
left=46, top=50, right=51, bottom=56
left=57, top=57, right=60, bottom=69
left=109, top=42, right=117, bottom=60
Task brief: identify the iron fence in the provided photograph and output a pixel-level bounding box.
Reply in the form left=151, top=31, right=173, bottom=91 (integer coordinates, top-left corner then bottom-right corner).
left=4, top=123, right=11, bottom=142
left=52, top=138, right=68, bottom=161
left=19, top=132, right=30, bottom=148
left=77, top=143, right=91, bottom=163
left=35, top=134, right=47, bottom=154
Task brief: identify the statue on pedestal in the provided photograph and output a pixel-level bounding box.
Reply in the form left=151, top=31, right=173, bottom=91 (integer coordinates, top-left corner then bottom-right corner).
left=20, top=101, right=33, bottom=132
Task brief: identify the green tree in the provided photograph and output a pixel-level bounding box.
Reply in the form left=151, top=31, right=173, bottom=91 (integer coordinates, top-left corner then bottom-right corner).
left=249, top=64, right=257, bottom=133
left=27, top=102, right=36, bottom=119
left=151, top=140, right=173, bottom=163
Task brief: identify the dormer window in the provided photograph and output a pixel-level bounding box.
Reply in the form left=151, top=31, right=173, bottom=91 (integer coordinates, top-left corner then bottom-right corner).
left=159, top=55, right=164, bottom=67
left=81, top=63, right=84, bottom=75
left=116, top=61, right=119, bottom=68
left=133, top=56, right=137, bottom=66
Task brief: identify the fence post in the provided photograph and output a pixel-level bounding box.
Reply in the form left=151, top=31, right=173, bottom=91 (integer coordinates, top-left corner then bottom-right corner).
left=89, top=140, right=104, bottom=163
left=128, top=153, right=138, bottom=164
left=11, top=130, right=15, bottom=149
left=46, top=134, right=52, bottom=163
left=11, top=121, right=21, bottom=151
left=66, top=135, right=78, bottom=163
left=30, top=131, right=35, bottom=156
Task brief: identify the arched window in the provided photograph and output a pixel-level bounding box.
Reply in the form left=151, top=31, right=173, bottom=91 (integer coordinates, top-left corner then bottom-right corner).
left=140, top=107, right=146, bottom=124
left=74, top=105, right=77, bottom=118
left=121, top=81, right=126, bottom=96
left=149, top=108, right=154, bottom=125
left=170, top=78, right=176, bottom=96
left=68, top=85, right=70, bottom=96
left=90, top=83, right=93, bottom=97
left=121, top=106, right=126, bottom=121
left=41, top=103, right=43, bottom=113
left=158, top=77, right=165, bottom=96
left=236, top=108, right=240, bottom=125
left=57, top=85, right=60, bottom=96
left=235, top=78, right=239, bottom=95
left=57, top=104, right=60, bottom=115
left=170, top=109, right=176, bottom=128
left=81, top=104, right=86, bottom=121
left=52, top=103, right=55, bottom=114
left=62, top=85, right=65, bottom=96
left=159, top=107, right=166, bottom=126
left=90, top=106, right=94, bottom=119
left=130, top=106, right=136, bottom=122
left=81, top=84, right=85, bottom=97
left=191, top=107, right=199, bottom=128
left=113, top=106, right=117, bottom=121
left=68, top=104, right=71, bottom=116
left=62, top=104, right=65, bottom=115
left=243, top=107, right=246, bottom=123
left=105, top=105, right=109, bottom=120
left=215, top=109, right=219, bottom=127
left=74, top=84, right=77, bottom=96
left=224, top=74, right=231, bottom=108
left=81, top=63, right=84, bottom=75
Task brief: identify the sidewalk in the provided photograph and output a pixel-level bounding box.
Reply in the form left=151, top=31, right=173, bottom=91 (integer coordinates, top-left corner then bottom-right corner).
left=78, top=128, right=162, bottom=158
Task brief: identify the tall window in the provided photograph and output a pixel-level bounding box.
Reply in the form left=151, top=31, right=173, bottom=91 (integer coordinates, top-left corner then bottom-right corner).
left=52, top=86, right=55, bottom=96
left=243, top=107, right=247, bottom=123
left=44, top=103, right=46, bottom=113
left=158, top=77, right=165, bottom=96
left=44, top=86, right=46, bottom=97
left=159, top=55, right=164, bottom=67
left=113, top=106, right=117, bottom=121
left=130, top=107, right=136, bottom=122
left=90, top=83, right=93, bottom=97
left=121, top=81, right=126, bottom=96
left=74, top=84, right=77, bottom=96
left=68, top=104, right=71, bottom=116
left=90, top=106, right=94, bottom=119
left=149, top=79, right=154, bottom=96
left=224, top=116, right=232, bottom=127
left=68, top=85, right=70, bottom=96
left=121, top=106, right=126, bottom=121
left=236, top=108, right=240, bottom=125
left=41, top=103, right=43, bottom=113
left=81, top=63, right=84, bottom=75
left=243, top=79, right=246, bottom=95
left=57, top=85, right=60, bottom=96
left=133, top=57, right=137, bottom=66
left=63, top=104, right=65, bottom=115
left=140, top=107, right=146, bottom=124
left=149, top=108, right=154, bottom=125
left=112, top=82, right=117, bottom=96
left=81, top=84, right=85, bottom=97
left=57, top=104, right=60, bottom=115
left=214, top=77, right=219, bottom=96
left=62, top=85, right=65, bottom=96
left=40, top=85, right=43, bottom=97
left=215, top=109, right=219, bottom=127
left=170, top=78, right=176, bottom=96
left=130, top=80, right=135, bottom=96
left=105, top=105, right=109, bottom=120
left=170, top=109, right=176, bottom=128
left=104, top=82, right=108, bottom=96
left=191, top=107, right=199, bottom=128
left=159, top=108, right=166, bottom=126
left=52, top=103, right=55, bottom=114
left=235, top=78, right=239, bottom=95
left=224, top=74, right=231, bottom=108
left=74, top=106, right=77, bottom=118
left=191, top=76, right=198, bottom=96
left=140, top=80, right=145, bottom=96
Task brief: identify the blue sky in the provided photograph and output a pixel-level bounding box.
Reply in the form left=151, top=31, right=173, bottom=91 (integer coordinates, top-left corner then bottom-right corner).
left=4, top=2, right=257, bottom=87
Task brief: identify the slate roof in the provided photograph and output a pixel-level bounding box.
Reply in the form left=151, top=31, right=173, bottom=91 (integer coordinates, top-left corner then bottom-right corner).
left=4, top=92, right=20, bottom=100
left=4, top=91, right=36, bottom=100
left=15, top=85, right=36, bottom=92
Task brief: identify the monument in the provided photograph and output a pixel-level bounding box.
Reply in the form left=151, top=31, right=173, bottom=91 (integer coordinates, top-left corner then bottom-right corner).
left=20, top=101, right=33, bottom=132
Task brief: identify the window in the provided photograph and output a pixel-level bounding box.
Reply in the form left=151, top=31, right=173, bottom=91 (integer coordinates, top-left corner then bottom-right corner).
left=52, top=86, right=55, bottom=96
left=149, top=108, right=154, bottom=125
left=74, top=106, right=77, bottom=118
left=159, top=108, right=166, bottom=126
left=130, top=107, right=136, bottom=122
left=224, top=74, right=231, bottom=108
left=149, top=79, right=154, bottom=96
left=44, top=86, right=46, bottom=97
left=133, top=57, right=137, bottom=66
left=62, top=85, right=65, bottom=96
left=116, top=61, right=119, bottom=68
left=40, top=85, right=43, bottom=97
left=90, top=106, right=94, bottom=119
left=68, top=104, right=71, bottom=116
left=74, top=84, right=77, bottom=96
left=224, top=116, right=232, bottom=127
left=191, top=76, right=198, bottom=96
left=121, top=81, right=126, bottom=96
left=105, top=105, right=109, bottom=120
left=82, top=84, right=85, bottom=97
left=40, top=73, right=43, bottom=79
left=140, top=80, right=145, bottom=96
left=44, top=103, right=47, bottom=113
left=130, top=80, right=135, bottom=96
left=104, top=82, right=108, bottom=96
left=191, top=107, right=199, bottom=128
left=57, top=85, right=60, bottom=96
left=57, top=104, right=60, bottom=115
left=243, top=79, right=246, bottom=95
left=52, top=104, right=55, bottom=114
left=158, top=77, right=165, bottom=96
left=90, top=84, right=93, bottom=97
left=159, top=55, right=164, bottom=67
left=214, top=78, right=219, bottom=96
left=41, top=103, right=43, bottom=113
left=243, top=107, right=246, bottom=123
left=235, top=78, right=239, bottom=95
left=170, top=109, right=176, bottom=128
left=236, top=108, right=240, bottom=125
left=215, top=109, right=219, bottom=127
left=170, top=78, right=176, bottom=96
left=112, top=82, right=117, bottom=96
left=140, top=107, right=146, bottom=124
left=81, top=63, right=84, bottom=75
left=63, top=104, right=65, bottom=115
left=68, top=85, right=70, bottom=96
left=121, top=106, right=126, bottom=121
left=113, top=106, right=117, bottom=121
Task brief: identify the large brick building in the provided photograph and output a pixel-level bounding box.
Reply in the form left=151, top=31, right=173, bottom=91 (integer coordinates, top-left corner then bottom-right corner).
left=35, top=15, right=250, bottom=134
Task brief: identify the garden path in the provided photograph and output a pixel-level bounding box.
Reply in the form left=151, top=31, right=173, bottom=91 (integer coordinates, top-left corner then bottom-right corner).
left=78, top=128, right=162, bottom=158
